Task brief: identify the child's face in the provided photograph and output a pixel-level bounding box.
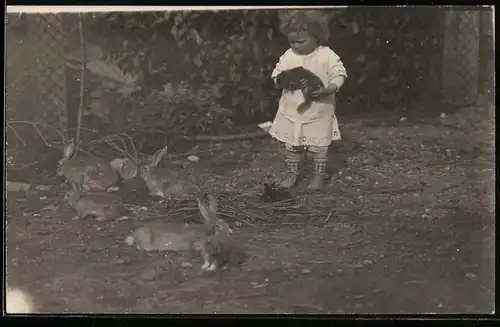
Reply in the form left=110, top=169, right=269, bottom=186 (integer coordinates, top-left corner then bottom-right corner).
left=287, top=32, right=318, bottom=55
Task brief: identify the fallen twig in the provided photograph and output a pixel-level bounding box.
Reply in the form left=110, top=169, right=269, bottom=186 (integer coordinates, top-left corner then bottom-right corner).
left=338, top=239, right=365, bottom=250
left=257, top=222, right=309, bottom=226
left=166, top=147, right=229, bottom=159
left=235, top=292, right=269, bottom=299
left=335, top=186, right=424, bottom=198
left=288, top=304, right=324, bottom=312
left=296, top=259, right=331, bottom=264
left=436, top=181, right=467, bottom=195
left=184, top=131, right=269, bottom=142
left=342, top=263, right=365, bottom=268
left=323, top=210, right=333, bottom=225
left=403, top=280, right=429, bottom=285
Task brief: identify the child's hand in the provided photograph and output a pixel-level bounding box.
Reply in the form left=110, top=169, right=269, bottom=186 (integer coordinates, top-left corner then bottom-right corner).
left=310, top=85, right=338, bottom=99
left=299, top=78, right=308, bottom=88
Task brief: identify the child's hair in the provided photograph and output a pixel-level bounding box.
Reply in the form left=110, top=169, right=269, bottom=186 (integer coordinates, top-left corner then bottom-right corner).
left=278, top=10, right=331, bottom=45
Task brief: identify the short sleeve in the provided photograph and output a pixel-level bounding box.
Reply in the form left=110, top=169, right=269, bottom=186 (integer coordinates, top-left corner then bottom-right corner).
left=271, top=49, right=293, bottom=82
left=326, top=49, right=348, bottom=88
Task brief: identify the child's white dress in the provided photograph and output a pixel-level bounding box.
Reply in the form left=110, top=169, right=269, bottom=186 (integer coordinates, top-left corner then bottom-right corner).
left=269, top=46, right=347, bottom=147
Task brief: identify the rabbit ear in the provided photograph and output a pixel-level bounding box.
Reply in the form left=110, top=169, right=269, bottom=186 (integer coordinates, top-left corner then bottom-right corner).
left=69, top=182, right=78, bottom=194
left=197, top=195, right=216, bottom=225
left=63, top=139, right=75, bottom=160
left=151, top=146, right=168, bottom=167
left=159, top=146, right=169, bottom=161
left=150, top=152, right=160, bottom=167
left=207, top=194, right=218, bottom=216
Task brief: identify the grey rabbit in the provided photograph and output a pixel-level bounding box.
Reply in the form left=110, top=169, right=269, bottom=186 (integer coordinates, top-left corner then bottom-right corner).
left=64, top=182, right=126, bottom=221
left=138, top=146, right=196, bottom=200
left=57, top=139, right=118, bottom=192
left=125, top=194, right=233, bottom=271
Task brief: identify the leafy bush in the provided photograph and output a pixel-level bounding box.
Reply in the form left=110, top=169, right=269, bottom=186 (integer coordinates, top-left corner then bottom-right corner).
left=73, top=8, right=443, bottom=146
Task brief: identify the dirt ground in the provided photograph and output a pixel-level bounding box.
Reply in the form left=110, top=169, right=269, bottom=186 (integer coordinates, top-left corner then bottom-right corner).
left=6, top=102, right=495, bottom=314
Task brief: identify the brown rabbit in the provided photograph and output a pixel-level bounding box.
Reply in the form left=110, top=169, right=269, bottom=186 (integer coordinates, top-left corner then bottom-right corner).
left=138, top=146, right=194, bottom=200
left=57, top=139, right=118, bottom=192
left=64, top=182, right=126, bottom=221
left=125, top=194, right=232, bottom=271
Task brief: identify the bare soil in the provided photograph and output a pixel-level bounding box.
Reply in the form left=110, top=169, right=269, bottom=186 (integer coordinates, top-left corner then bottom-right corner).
left=6, top=103, right=495, bottom=314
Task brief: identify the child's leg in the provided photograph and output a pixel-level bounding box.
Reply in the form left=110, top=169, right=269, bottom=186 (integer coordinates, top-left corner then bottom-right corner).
left=307, top=145, right=329, bottom=191
left=280, top=143, right=303, bottom=189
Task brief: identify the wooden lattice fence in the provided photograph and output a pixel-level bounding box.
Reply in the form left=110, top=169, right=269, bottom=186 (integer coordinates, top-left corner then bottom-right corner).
left=6, top=13, right=69, bottom=148
left=442, top=10, right=480, bottom=105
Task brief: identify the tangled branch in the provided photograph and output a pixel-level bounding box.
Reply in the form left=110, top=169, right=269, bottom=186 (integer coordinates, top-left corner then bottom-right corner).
left=87, top=133, right=139, bottom=162
left=6, top=123, right=27, bottom=147
left=6, top=119, right=139, bottom=171
left=7, top=120, right=69, bottom=148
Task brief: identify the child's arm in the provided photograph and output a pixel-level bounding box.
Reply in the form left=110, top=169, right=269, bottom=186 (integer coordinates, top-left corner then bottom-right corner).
left=311, top=50, right=347, bottom=99
left=326, top=50, right=347, bottom=92
left=271, top=50, right=292, bottom=89
left=320, top=76, right=346, bottom=95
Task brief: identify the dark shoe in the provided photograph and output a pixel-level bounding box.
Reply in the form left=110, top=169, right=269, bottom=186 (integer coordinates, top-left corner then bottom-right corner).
left=308, top=161, right=328, bottom=191
left=281, top=171, right=300, bottom=189
left=308, top=173, right=327, bottom=191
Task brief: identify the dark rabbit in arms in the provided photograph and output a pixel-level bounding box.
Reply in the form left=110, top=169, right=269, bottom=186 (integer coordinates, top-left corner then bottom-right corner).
left=276, top=66, right=325, bottom=113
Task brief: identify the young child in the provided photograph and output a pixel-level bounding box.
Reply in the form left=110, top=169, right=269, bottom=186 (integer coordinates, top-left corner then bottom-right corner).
left=269, top=10, right=348, bottom=191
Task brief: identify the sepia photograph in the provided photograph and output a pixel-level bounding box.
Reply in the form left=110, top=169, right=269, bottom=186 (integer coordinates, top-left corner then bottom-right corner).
left=4, top=5, right=495, bottom=314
